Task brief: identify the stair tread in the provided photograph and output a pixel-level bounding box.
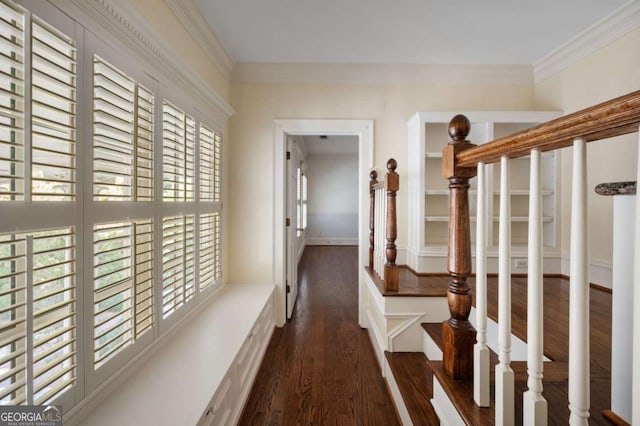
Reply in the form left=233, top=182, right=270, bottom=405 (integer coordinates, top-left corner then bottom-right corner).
left=367, top=267, right=448, bottom=297
left=429, top=360, right=495, bottom=425
left=422, top=322, right=570, bottom=380
left=421, top=322, right=590, bottom=425
left=385, top=351, right=440, bottom=426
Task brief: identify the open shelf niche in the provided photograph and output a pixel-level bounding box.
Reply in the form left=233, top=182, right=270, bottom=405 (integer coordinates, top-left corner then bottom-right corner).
left=406, top=111, right=562, bottom=273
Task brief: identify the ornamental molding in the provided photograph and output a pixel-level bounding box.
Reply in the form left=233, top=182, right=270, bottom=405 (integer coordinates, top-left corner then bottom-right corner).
left=63, top=0, right=234, bottom=120
left=534, top=0, right=640, bottom=84
left=163, top=0, right=234, bottom=79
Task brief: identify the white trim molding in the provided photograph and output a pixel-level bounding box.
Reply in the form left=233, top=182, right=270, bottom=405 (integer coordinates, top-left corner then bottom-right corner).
left=561, top=257, right=613, bottom=289
left=306, top=238, right=358, bottom=246
left=274, top=119, right=374, bottom=327
left=59, top=0, right=234, bottom=121
left=234, top=63, right=533, bottom=86
left=163, top=0, right=234, bottom=78
left=534, top=0, right=640, bottom=84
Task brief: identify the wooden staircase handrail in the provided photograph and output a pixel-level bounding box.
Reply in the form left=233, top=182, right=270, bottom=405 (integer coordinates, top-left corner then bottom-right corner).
left=440, top=89, right=640, bottom=423
left=455, top=89, right=640, bottom=167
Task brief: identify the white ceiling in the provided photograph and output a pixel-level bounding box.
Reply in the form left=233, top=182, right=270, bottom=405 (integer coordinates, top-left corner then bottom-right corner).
left=194, top=0, right=627, bottom=65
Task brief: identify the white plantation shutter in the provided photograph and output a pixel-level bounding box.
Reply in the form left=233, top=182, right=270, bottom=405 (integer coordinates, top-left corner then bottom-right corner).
left=135, top=86, right=153, bottom=200
left=93, top=56, right=154, bottom=201
left=199, top=124, right=214, bottom=201
left=30, top=19, right=76, bottom=201
left=162, top=101, right=195, bottom=201
left=0, top=0, right=227, bottom=410
left=0, top=1, right=24, bottom=201
left=32, top=228, right=76, bottom=404
left=199, top=212, right=221, bottom=291
left=93, top=219, right=153, bottom=369
left=213, top=213, right=221, bottom=281
left=0, top=233, right=26, bottom=405
left=161, top=216, right=194, bottom=318
left=0, top=227, right=76, bottom=406
left=199, top=125, right=222, bottom=202
left=214, top=133, right=222, bottom=202
left=133, top=221, right=153, bottom=337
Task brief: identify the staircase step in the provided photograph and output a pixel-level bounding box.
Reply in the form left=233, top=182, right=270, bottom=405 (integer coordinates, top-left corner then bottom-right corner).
left=367, top=267, right=448, bottom=297
left=430, top=361, right=495, bottom=425
left=422, top=322, right=568, bottom=379
left=384, top=351, right=440, bottom=426
left=421, top=323, right=444, bottom=351
left=422, top=322, right=576, bottom=424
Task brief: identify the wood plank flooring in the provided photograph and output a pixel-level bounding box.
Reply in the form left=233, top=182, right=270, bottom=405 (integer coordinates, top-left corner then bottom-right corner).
left=239, top=246, right=400, bottom=425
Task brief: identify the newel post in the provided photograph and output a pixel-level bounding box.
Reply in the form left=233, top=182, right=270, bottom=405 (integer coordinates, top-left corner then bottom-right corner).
left=369, top=170, right=378, bottom=269
left=384, top=159, right=399, bottom=292
left=442, top=115, right=477, bottom=380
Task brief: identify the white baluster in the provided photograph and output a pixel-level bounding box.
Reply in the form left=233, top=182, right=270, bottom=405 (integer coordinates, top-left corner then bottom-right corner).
left=569, top=138, right=589, bottom=425
left=496, top=155, right=514, bottom=425
left=377, top=186, right=381, bottom=275
left=474, top=162, right=490, bottom=407
left=382, top=188, right=387, bottom=275
left=378, top=186, right=386, bottom=277
left=523, top=149, right=547, bottom=425
left=633, top=129, right=640, bottom=425
left=375, top=187, right=379, bottom=275
left=374, top=186, right=379, bottom=275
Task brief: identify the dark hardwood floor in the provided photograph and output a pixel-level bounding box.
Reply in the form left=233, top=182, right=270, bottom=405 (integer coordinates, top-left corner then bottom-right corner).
left=239, top=246, right=401, bottom=425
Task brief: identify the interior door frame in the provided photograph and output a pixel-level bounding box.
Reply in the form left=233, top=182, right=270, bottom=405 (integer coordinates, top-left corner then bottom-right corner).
left=274, top=119, right=373, bottom=327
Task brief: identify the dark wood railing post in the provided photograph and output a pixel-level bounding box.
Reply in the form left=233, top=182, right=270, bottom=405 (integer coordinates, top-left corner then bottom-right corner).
left=442, top=115, right=477, bottom=380
left=384, top=159, right=399, bottom=292
left=369, top=170, right=378, bottom=269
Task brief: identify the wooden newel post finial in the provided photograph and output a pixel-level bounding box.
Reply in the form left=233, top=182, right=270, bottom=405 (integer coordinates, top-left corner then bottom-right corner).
left=384, top=159, right=399, bottom=292
left=442, top=115, right=477, bottom=380
left=369, top=170, right=378, bottom=269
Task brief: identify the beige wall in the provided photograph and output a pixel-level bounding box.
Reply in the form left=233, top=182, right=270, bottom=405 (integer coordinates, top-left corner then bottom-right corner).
left=535, top=27, right=640, bottom=266
left=128, top=0, right=230, bottom=102
left=228, top=80, right=534, bottom=283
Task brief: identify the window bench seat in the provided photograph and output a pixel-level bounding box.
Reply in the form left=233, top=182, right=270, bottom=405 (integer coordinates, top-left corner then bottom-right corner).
left=78, top=284, right=275, bottom=426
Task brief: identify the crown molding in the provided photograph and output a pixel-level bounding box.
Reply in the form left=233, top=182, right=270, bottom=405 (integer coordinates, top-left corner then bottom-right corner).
left=60, top=0, right=234, bottom=121
left=534, top=0, right=640, bottom=84
left=232, top=63, right=533, bottom=86
left=163, top=0, right=234, bottom=79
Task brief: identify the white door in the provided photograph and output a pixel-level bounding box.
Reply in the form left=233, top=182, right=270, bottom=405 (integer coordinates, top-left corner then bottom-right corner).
left=285, top=138, right=299, bottom=319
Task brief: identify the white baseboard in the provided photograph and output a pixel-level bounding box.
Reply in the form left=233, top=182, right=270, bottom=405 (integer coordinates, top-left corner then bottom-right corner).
left=561, top=257, right=612, bottom=289
left=306, top=237, right=358, bottom=246
left=396, top=246, right=407, bottom=265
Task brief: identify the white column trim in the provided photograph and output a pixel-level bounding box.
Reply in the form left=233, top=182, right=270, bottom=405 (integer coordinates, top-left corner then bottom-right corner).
left=632, top=128, right=640, bottom=425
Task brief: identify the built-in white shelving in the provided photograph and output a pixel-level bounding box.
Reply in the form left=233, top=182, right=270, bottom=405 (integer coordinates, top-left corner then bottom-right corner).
left=407, top=111, right=563, bottom=272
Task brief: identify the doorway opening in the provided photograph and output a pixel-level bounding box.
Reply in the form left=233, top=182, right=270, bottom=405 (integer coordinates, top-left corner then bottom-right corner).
left=274, top=120, right=373, bottom=327
left=285, top=135, right=359, bottom=319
